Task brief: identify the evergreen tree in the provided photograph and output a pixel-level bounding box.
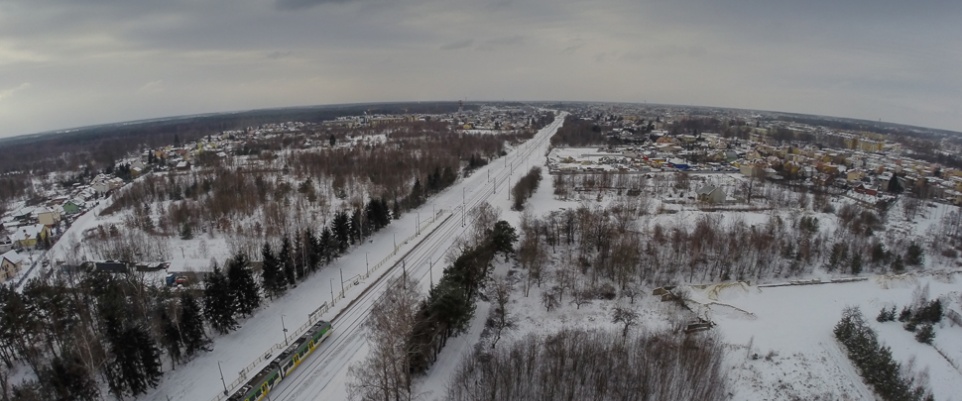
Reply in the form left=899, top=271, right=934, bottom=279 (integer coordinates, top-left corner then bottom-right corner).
left=906, top=242, right=924, bottom=266
left=850, top=253, right=863, bottom=275
left=203, top=265, right=238, bottom=334
left=179, top=223, right=193, bottom=240
left=227, top=253, right=261, bottom=317
left=489, top=220, right=519, bottom=262
left=158, top=307, right=183, bottom=368
left=888, top=173, right=903, bottom=193
left=105, top=325, right=162, bottom=398
left=898, top=306, right=912, bottom=322
left=915, top=323, right=935, bottom=344
left=321, top=226, right=336, bottom=263
left=42, top=351, right=100, bottom=401
left=293, top=233, right=307, bottom=281
left=408, top=177, right=424, bottom=209
left=306, top=228, right=321, bottom=273
left=350, top=208, right=363, bottom=243
left=332, top=211, right=351, bottom=253
left=891, top=254, right=905, bottom=273
left=179, top=292, right=210, bottom=357
left=261, top=242, right=285, bottom=299
left=279, top=236, right=297, bottom=287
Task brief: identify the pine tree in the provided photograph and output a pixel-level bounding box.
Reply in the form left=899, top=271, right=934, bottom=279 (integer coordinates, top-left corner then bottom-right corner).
left=888, top=173, right=903, bottom=193
left=261, top=242, right=285, bottom=299
left=906, top=242, right=924, bottom=266
left=850, top=253, right=863, bottom=275
left=42, top=351, right=100, bottom=401
left=321, top=226, right=336, bottom=263
left=293, top=233, right=307, bottom=280
left=915, top=323, right=935, bottom=344
left=227, top=253, right=261, bottom=317
left=306, top=228, right=321, bottom=273
left=892, top=254, right=905, bottom=273
left=408, top=177, right=423, bottom=209
left=489, top=220, right=519, bottom=262
left=203, top=265, right=238, bottom=334
left=179, top=222, right=193, bottom=240
left=158, top=307, right=183, bottom=368
left=105, top=325, right=162, bottom=397
left=333, top=211, right=351, bottom=253
left=350, top=208, right=362, bottom=243
left=179, top=292, right=210, bottom=357
left=279, top=236, right=296, bottom=287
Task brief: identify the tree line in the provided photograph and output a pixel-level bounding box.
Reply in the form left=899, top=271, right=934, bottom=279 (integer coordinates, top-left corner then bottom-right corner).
left=511, top=167, right=542, bottom=211
left=834, top=307, right=934, bottom=401
left=0, top=274, right=209, bottom=400
left=514, top=200, right=929, bottom=296
left=446, top=329, right=728, bottom=401
left=347, top=216, right=518, bottom=401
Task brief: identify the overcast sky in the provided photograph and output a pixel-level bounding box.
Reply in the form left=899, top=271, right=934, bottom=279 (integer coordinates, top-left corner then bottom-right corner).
left=1, top=0, right=961, bottom=138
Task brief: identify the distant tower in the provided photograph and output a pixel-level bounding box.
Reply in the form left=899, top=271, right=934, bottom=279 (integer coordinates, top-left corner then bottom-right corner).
left=458, top=100, right=464, bottom=113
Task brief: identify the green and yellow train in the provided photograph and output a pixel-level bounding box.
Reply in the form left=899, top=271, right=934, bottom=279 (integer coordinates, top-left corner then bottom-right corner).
left=227, top=320, right=333, bottom=401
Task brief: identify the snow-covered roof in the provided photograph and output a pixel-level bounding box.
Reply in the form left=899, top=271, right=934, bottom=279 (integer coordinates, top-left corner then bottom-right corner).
left=1, top=250, right=22, bottom=265
left=12, top=224, right=46, bottom=241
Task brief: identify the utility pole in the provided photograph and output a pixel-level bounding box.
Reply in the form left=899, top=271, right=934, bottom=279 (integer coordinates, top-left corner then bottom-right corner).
left=281, top=315, right=288, bottom=346
left=218, top=361, right=228, bottom=395
left=429, top=259, right=433, bottom=289
left=365, top=252, right=369, bottom=276
left=462, top=187, right=466, bottom=227
left=330, top=278, right=335, bottom=303
left=339, top=268, right=345, bottom=296
left=416, top=212, right=420, bottom=236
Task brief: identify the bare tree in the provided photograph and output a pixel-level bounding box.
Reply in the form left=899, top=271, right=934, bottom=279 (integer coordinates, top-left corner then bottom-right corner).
left=487, top=275, right=514, bottom=348
left=570, top=286, right=591, bottom=310
left=611, top=305, right=639, bottom=338
left=348, top=277, right=420, bottom=401
left=470, top=202, right=501, bottom=245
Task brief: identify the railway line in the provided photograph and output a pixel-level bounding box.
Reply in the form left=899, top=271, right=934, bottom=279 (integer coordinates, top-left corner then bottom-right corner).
left=265, top=111, right=566, bottom=400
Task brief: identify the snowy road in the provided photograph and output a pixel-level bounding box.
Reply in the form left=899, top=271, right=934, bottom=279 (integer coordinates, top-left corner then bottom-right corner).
left=267, top=112, right=567, bottom=401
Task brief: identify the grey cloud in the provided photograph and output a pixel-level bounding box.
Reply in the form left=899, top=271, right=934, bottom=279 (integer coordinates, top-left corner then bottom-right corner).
left=476, top=35, right=524, bottom=51
left=1, top=0, right=961, bottom=137
left=266, top=50, right=294, bottom=59
left=275, top=0, right=355, bottom=11
left=440, top=39, right=474, bottom=51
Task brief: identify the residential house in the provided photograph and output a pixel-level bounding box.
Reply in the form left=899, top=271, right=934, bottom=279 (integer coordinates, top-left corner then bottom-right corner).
left=0, top=250, right=23, bottom=283
left=37, top=207, right=61, bottom=227
left=0, top=233, right=12, bottom=252
left=695, top=185, right=726, bottom=204
left=62, top=199, right=85, bottom=215
left=13, top=224, right=50, bottom=248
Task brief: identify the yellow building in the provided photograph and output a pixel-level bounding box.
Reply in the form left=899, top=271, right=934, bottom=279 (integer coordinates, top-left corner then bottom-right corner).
left=13, top=225, right=50, bottom=249
left=0, top=251, right=23, bottom=283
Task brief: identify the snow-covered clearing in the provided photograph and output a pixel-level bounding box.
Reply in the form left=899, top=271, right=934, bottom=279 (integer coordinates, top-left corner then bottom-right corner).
left=691, top=274, right=962, bottom=401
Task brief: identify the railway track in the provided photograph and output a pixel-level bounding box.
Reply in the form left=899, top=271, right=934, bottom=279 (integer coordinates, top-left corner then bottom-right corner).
left=267, top=112, right=566, bottom=400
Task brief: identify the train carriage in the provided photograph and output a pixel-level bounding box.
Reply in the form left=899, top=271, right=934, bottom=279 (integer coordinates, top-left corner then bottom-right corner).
left=227, top=320, right=333, bottom=401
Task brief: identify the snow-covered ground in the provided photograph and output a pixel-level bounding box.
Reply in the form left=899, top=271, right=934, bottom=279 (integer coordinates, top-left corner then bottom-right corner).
left=690, top=274, right=962, bottom=401
left=133, top=113, right=568, bottom=401
left=102, top=109, right=962, bottom=401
